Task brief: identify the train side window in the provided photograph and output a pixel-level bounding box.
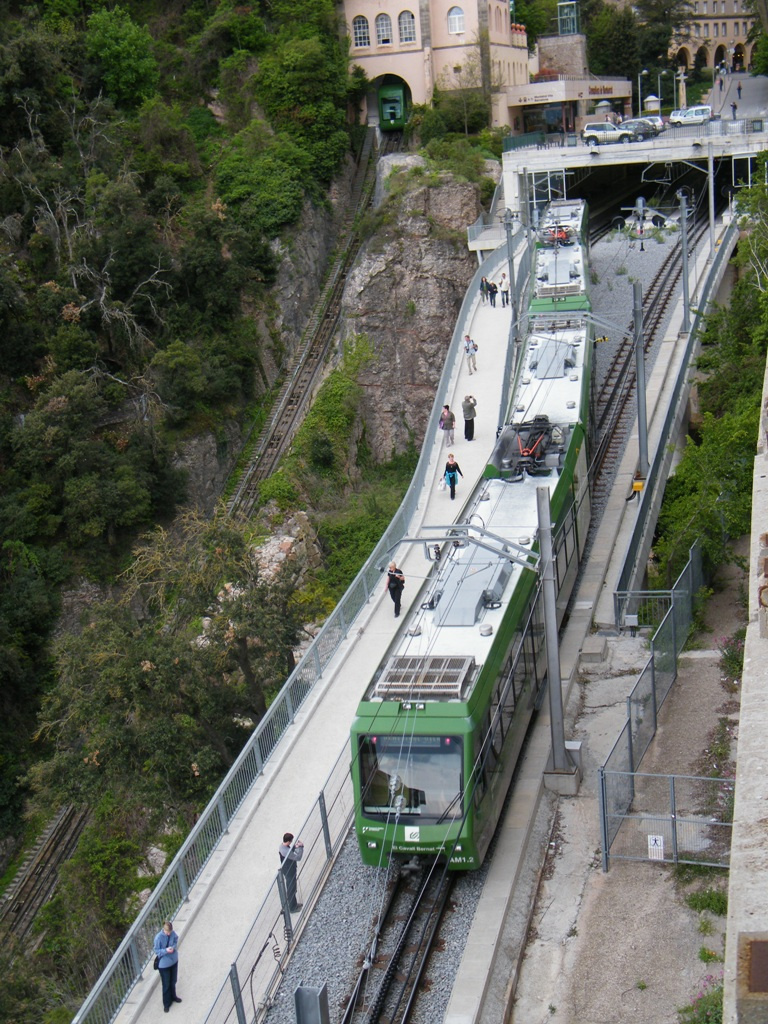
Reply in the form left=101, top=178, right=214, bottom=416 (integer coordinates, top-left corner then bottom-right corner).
left=398, top=10, right=416, bottom=43
left=352, top=15, right=370, bottom=47
left=447, top=5, right=465, bottom=33
left=375, top=13, right=393, bottom=44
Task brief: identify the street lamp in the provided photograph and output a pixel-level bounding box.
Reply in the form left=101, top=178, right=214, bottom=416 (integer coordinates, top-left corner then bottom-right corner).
left=637, top=68, right=649, bottom=116
left=657, top=69, right=668, bottom=114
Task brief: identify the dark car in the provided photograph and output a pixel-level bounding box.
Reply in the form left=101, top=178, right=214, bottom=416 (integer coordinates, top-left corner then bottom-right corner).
left=621, top=118, right=663, bottom=141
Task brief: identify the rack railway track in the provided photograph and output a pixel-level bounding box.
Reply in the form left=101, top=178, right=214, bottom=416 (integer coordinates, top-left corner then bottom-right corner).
left=590, top=208, right=712, bottom=498
left=227, top=130, right=402, bottom=519
left=0, top=804, right=90, bottom=947
left=341, top=867, right=455, bottom=1024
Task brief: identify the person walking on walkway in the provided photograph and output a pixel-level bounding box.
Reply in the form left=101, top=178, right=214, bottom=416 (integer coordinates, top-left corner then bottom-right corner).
left=462, top=395, right=477, bottom=440
left=479, top=276, right=490, bottom=304
left=384, top=561, right=405, bottom=618
left=498, top=273, right=510, bottom=307
left=737, top=82, right=742, bottom=100
left=439, top=405, right=455, bottom=445
left=488, top=279, right=498, bottom=307
left=444, top=454, right=464, bottom=500
left=278, top=832, right=304, bottom=910
left=731, top=101, right=738, bottom=120
left=463, top=335, right=478, bottom=375
left=153, top=921, right=181, bottom=1013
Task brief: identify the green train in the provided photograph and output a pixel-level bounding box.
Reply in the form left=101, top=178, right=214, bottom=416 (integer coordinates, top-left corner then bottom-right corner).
left=378, top=80, right=410, bottom=132
left=350, top=200, right=593, bottom=870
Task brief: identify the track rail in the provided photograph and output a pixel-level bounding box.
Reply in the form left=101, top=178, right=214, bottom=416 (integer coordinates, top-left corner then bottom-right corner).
left=0, top=805, right=90, bottom=947
left=590, top=209, right=712, bottom=496
left=341, top=867, right=454, bottom=1024
left=227, top=130, right=403, bottom=518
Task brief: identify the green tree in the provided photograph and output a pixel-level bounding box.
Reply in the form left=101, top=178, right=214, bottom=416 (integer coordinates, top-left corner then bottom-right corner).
left=587, top=6, right=640, bottom=77
left=85, top=6, right=159, bottom=108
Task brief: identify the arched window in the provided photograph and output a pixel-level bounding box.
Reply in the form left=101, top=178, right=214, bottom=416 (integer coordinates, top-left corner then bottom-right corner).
left=376, top=13, right=393, bottom=44
left=399, top=10, right=417, bottom=43
left=448, top=6, right=465, bottom=33
left=352, top=15, right=370, bottom=46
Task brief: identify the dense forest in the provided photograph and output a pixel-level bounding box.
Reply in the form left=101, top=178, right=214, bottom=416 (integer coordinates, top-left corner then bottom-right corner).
left=0, top=0, right=373, bottom=1016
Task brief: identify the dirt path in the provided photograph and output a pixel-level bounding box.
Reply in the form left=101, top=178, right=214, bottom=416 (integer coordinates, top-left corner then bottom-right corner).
left=511, top=546, right=746, bottom=1024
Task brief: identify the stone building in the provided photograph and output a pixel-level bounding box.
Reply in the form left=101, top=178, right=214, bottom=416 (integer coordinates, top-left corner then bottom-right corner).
left=672, top=0, right=757, bottom=72
left=338, top=0, right=631, bottom=132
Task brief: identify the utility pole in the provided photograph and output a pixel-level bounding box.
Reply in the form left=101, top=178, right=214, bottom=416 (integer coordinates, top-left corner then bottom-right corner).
left=679, top=190, right=691, bottom=333
left=537, top=487, right=568, bottom=772
left=633, top=281, right=649, bottom=477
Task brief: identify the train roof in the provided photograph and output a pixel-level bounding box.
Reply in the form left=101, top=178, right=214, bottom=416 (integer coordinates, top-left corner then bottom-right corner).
left=530, top=199, right=589, bottom=314
left=507, top=316, right=589, bottom=428
left=362, top=471, right=548, bottom=706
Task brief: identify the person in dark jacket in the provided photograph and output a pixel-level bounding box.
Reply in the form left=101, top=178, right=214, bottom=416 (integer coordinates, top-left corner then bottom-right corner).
left=444, top=454, right=464, bottom=500
left=153, top=921, right=181, bottom=1012
left=385, top=561, right=405, bottom=617
left=278, top=832, right=304, bottom=911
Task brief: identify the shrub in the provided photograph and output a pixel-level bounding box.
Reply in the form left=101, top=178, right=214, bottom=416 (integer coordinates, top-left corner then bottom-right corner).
left=677, top=974, right=723, bottom=1023
left=686, top=888, right=728, bottom=916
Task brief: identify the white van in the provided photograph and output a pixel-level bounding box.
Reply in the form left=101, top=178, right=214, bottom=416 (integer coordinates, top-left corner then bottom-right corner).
left=668, top=105, right=713, bottom=125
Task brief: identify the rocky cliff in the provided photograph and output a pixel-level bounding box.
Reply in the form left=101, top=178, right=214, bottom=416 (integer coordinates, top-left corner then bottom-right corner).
left=339, top=155, right=491, bottom=457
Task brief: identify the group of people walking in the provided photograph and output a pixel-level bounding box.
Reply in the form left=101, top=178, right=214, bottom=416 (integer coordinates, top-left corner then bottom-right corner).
left=479, top=272, right=510, bottom=308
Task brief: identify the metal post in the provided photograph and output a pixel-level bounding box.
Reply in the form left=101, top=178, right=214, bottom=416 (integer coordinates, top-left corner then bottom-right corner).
left=504, top=209, right=519, bottom=348
left=707, top=142, right=716, bottom=259
left=229, top=964, right=248, bottom=1024
left=318, top=791, right=333, bottom=859
left=536, top=487, right=568, bottom=772
left=598, top=767, right=610, bottom=871
left=679, top=190, right=691, bottom=332
left=633, top=282, right=649, bottom=476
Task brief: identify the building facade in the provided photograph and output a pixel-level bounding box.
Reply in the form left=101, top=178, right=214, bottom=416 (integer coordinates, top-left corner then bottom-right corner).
left=672, top=0, right=757, bottom=71
left=339, top=1, right=631, bottom=131
left=339, top=0, right=531, bottom=128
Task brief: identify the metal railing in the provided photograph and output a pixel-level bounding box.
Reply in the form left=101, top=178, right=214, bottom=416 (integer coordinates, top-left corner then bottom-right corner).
left=599, top=771, right=733, bottom=869
left=203, top=750, right=354, bottom=1024
left=612, top=218, right=738, bottom=616
left=73, top=237, right=535, bottom=1024
left=599, top=544, right=729, bottom=870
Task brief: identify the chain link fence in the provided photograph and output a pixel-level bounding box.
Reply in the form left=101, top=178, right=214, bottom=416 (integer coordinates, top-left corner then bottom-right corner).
left=600, top=544, right=732, bottom=869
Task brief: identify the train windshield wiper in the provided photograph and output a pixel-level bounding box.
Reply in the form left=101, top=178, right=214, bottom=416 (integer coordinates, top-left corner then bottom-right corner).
left=436, top=790, right=463, bottom=823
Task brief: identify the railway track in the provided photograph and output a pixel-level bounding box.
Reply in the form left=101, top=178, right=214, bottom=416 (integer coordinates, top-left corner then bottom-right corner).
left=590, top=208, right=712, bottom=500
left=341, top=866, right=454, bottom=1024
left=227, top=129, right=403, bottom=518
left=0, top=804, right=90, bottom=947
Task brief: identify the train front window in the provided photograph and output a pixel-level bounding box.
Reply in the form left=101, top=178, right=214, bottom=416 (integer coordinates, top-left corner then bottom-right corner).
left=359, top=735, right=463, bottom=821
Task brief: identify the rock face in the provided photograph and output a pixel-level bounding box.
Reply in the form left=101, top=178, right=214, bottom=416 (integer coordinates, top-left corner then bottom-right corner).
left=339, top=155, right=488, bottom=457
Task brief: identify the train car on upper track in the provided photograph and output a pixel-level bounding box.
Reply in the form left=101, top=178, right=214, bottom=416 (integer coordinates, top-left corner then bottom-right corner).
left=350, top=199, right=593, bottom=871
left=378, top=80, right=410, bottom=131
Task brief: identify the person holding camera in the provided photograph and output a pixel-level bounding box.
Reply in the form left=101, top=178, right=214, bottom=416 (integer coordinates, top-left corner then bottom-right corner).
left=278, top=832, right=304, bottom=911
left=462, top=395, right=477, bottom=440
left=384, top=561, right=405, bottom=617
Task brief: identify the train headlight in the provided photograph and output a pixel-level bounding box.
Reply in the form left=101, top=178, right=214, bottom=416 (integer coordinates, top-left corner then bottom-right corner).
left=367, top=841, right=378, bottom=849
left=454, top=844, right=462, bottom=852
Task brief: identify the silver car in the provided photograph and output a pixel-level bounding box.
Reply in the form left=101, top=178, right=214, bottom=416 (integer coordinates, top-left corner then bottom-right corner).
left=581, top=122, right=634, bottom=145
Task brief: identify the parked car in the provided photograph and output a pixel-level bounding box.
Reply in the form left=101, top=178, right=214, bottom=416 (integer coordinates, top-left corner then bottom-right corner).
left=641, top=116, right=666, bottom=132
left=581, top=122, right=635, bottom=145
left=621, top=117, right=663, bottom=140
left=668, top=105, right=714, bottom=125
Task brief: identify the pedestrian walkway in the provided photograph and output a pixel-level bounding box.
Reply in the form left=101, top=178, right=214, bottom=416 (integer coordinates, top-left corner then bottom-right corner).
left=116, top=251, right=517, bottom=1024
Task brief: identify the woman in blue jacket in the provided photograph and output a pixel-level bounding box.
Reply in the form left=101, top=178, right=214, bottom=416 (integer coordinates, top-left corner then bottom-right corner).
left=154, top=920, right=181, bottom=1012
